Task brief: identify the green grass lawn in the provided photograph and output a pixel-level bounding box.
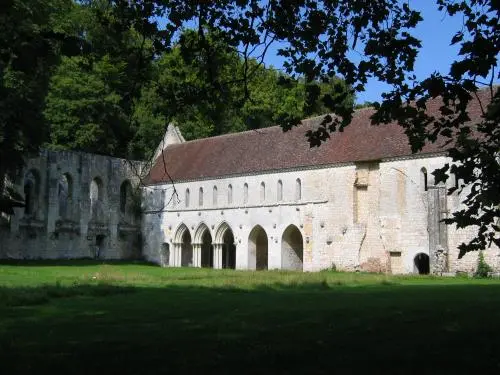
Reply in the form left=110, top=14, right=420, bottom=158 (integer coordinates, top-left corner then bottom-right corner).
left=1, top=261, right=499, bottom=374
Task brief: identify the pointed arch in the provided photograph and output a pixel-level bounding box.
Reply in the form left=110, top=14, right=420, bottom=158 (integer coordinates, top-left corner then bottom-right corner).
left=248, top=225, right=268, bottom=270
left=281, top=224, right=303, bottom=271
left=214, top=221, right=232, bottom=243
left=194, top=223, right=214, bottom=268
left=194, top=222, right=211, bottom=244
left=174, top=223, right=190, bottom=243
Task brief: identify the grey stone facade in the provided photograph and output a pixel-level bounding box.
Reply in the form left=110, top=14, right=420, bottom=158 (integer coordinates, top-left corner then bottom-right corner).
left=0, top=150, right=145, bottom=260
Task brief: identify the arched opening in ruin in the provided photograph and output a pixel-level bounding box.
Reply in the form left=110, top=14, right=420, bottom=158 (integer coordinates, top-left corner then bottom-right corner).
left=90, top=177, right=104, bottom=220
left=181, top=230, right=193, bottom=267
left=414, top=253, right=430, bottom=274
left=95, top=234, right=106, bottom=259
left=160, top=243, right=170, bottom=267
left=24, top=169, right=40, bottom=217
left=248, top=225, right=268, bottom=270
left=58, top=173, right=73, bottom=219
left=281, top=224, right=303, bottom=271
left=120, top=180, right=132, bottom=214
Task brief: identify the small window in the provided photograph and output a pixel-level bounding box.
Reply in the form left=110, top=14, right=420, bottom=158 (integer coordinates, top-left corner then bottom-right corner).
left=243, top=183, right=248, bottom=204
left=277, top=180, right=283, bottom=201
left=160, top=190, right=166, bottom=207
left=260, top=182, right=265, bottom=202
left=228, top=184, right=233, bottom=205
left=213, top=186, right=218, bottom=206
left=421, top=168, right=428, bottom=191
left=185, top=188, right=190, bottom=208
left=199, top=187, right=204, bottom=207
left=295, top=178, right=301, bottom=201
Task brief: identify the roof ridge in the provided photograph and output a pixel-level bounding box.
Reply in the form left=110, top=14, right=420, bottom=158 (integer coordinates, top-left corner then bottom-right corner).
left=166, top=109, right=377, bottom=148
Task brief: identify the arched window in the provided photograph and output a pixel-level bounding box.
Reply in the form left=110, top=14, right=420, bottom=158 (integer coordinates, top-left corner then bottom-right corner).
left=199, top=187, right=204, bottom=207
left=172, top=190, right=178, bottom=207
left=277, top=180, right=283, bottom=201
left=58, top=173, right=73, bottom=219
left=228, top=184, right=233, bottom=205
left=295, top=178, right=302, bottom=201
left=243, top=183, right=248, bottom=204
left=160, top=190, right=166, bottom=207
left=213, top=186, right=218, bottom=206
left=185, top=188, right=190, bottom=208
left=120, top=180, right=132, bottom=214
left=421, top=168, right=428, bottom=191
left=260, top=182, right=265, bottom=202
left=90, top=177, right=104, bottom=219
left=24, top=169, right=40, bottom=217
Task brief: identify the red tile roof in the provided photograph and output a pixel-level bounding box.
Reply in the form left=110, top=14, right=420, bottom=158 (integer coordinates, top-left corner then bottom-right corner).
left=147, top=91, right=490, bottom=184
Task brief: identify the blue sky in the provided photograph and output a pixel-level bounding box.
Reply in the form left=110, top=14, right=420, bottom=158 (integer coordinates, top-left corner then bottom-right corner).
left=261, top=2, right=464, bottom=104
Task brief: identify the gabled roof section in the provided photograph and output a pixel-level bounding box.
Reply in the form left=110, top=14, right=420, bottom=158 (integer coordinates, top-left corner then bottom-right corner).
left=147, top=90, right=490, bottom=184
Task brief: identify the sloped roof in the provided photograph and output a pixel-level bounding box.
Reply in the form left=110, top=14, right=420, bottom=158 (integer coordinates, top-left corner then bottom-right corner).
left=147, top=91, right=489, bottom=184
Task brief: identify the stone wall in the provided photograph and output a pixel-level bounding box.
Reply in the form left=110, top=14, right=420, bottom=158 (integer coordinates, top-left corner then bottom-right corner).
left=0, top=150, right=145, bottom=260
left=2, top=146, right=497, bottom=274
left=142, top=153, right=499, bottom=274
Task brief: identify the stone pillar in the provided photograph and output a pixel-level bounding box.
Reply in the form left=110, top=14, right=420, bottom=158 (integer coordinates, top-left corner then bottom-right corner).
left=172, top=243, right=182, bottom=267
left=213, top=243, right=223, bottom=269
left=169, top=243, right=177, bottom=267
left=192, top=244, right=202, bottom=267
left=428, top=186, right=449, bottom=274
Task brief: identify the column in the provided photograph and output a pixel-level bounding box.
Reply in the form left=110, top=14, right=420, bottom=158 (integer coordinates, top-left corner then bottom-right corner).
left=172, top=243, right=181, bottom=267
left=213, top=243, right=223, bottom=269
left=192, top=244, right=202, bottom=267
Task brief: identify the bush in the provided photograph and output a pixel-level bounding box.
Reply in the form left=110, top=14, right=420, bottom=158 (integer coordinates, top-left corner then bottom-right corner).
left=474, top=251, right=493, bottom=278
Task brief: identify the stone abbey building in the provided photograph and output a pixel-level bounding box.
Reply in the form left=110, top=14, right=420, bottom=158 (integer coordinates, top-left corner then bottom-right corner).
left=1, top=96, right=498, bottom=274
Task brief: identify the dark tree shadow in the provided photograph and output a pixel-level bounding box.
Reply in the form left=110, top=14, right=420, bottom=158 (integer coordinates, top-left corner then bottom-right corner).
left=1, top=281, right=500, bottom=375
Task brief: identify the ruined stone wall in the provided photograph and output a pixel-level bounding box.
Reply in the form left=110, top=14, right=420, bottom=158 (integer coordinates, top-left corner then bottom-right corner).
left=0, top=150, right=145, bottom=260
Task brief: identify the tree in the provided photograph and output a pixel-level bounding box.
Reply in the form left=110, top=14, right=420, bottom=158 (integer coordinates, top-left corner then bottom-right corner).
left=131, top=29, right=353, bottom=157
left=0, top=0, right=76, bottom=213
left=111, top=0, right=498, bottom=256
left=1, top=0, right=498, bottom=256
left=44, top=0, right=155, bottom=158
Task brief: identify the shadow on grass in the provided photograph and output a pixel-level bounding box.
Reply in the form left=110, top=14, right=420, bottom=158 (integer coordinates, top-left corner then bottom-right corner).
left=1, top=281, right=500, bottom=374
